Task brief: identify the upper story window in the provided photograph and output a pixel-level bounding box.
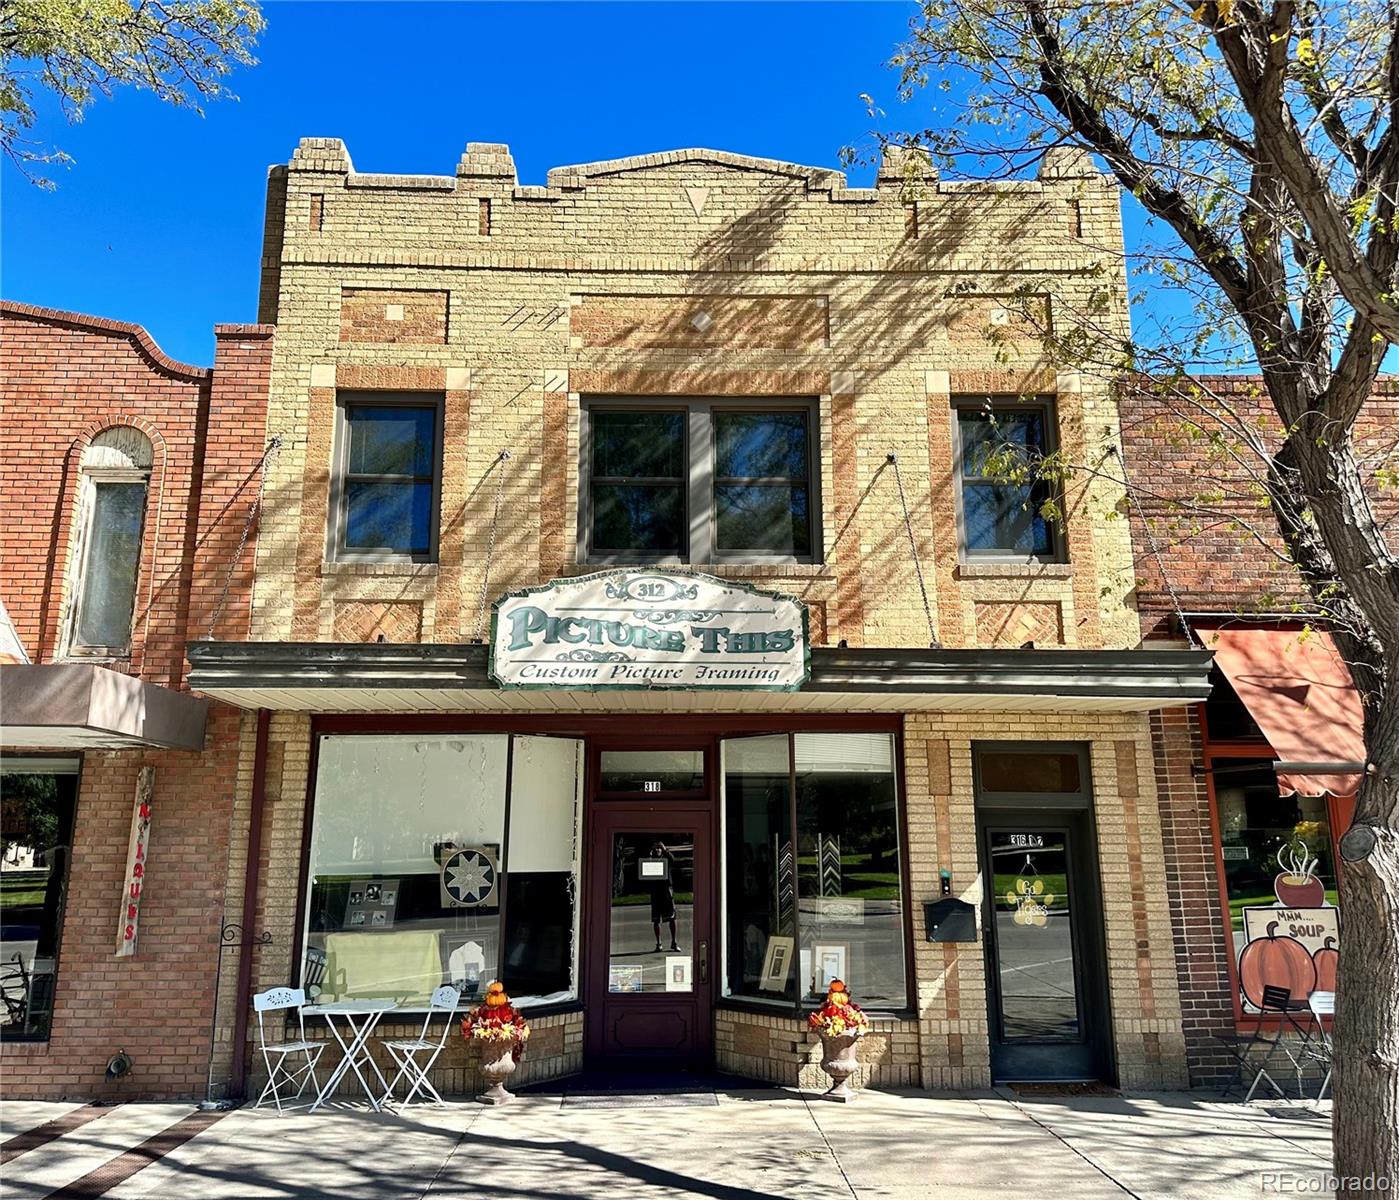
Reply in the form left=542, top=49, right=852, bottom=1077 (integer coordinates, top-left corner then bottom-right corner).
left=67, top=428, right=152, bottom=657
left=953, top=398, right=1064, bottom=562
left=331, top=393, right=442, bottom=562
left=581, top=400, right=818, bottom=563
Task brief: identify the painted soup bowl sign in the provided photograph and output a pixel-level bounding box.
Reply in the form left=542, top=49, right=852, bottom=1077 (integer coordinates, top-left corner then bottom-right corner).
left=490, top=571, right=809, bottom=691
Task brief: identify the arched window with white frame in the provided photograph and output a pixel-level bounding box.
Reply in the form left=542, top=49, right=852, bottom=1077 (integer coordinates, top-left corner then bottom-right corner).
left=64, top=427, right=152, bottom=657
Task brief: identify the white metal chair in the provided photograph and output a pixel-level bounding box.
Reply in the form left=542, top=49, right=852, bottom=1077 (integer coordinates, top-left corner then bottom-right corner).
left=380, top=984, right=460, bottom=1108
left=1304, top=990, right=1335, bottom=1106
left=252, top=986, right=326, bottom=1113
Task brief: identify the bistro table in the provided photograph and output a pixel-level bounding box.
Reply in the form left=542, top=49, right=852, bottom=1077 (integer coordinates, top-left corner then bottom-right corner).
left=304, top=999, right=397, bottom=1112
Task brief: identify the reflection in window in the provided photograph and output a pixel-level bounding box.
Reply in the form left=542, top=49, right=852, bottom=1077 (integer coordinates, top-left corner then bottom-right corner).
left=302, top=735, right=582, bottom=1010
left=1, top=760, right=78, bottom=1041
left=1215, top=762, right=1337, bottom=962
left=599, top=750, right=704, bottom=792
left=722, top=733, right=907, bottom=1010
left=607, top=833, right=695, bottom=993
left=988, top=831, right=1080, bottom=1040
left=795, top=734, right=906, bottom=1007
left=956, top=402, right=1059, bottom=558
left=979, top=750, right=1082, bottom=795
left=337, top=399, right=439, bottom=558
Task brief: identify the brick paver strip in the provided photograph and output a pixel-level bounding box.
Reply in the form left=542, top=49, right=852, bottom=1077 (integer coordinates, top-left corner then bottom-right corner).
left=43, top=1110, right=226, bottom=1200
left=0, top=1105, right=110, bottom=1165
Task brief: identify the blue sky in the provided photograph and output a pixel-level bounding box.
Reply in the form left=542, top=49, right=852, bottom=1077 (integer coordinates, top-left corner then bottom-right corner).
left=2, top=1, right=1164, bottom=368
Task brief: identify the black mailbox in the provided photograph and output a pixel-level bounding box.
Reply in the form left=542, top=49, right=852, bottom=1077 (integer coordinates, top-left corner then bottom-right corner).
left=924, top=898, right=977, bottom=943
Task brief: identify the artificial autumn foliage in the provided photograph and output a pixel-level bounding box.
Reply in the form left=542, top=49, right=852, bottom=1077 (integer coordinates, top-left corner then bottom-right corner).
left=460, top=981, right=531, bottom=1046
left=807, top=979, right=870, bottom=1038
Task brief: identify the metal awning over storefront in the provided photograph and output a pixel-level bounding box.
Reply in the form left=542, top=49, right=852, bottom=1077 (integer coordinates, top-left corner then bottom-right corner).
left=186, top=642, right=1213, bottom=714
left=0, top=663, right=209, bottom=751
left=1191, top=622, right=1366, bottom=797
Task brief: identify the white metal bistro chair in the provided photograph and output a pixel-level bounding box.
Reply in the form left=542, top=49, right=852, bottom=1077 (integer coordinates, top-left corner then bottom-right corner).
left=380, top=985, right=461, bottom=1108
left=1305, top=990, right=1336, bottom=1107
left=252, top=986, right=326, bottom=1113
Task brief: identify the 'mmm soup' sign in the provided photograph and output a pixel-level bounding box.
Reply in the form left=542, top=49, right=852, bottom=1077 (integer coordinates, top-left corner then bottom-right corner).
left=490, top=571, right=809, bottom=691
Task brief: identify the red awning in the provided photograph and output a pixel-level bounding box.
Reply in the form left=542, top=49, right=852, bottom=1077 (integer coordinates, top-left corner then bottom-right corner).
left=1195, top=624, right=1366, bottom=798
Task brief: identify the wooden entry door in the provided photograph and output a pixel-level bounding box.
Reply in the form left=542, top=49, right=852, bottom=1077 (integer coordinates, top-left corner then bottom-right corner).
left=585, top=803, right=715, bottom=1069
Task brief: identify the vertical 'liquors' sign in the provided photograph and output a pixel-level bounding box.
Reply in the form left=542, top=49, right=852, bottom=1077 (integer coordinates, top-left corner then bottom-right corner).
left=490, top=571, right=809, bottom=690
left=115, top=766, right=154, bottom=957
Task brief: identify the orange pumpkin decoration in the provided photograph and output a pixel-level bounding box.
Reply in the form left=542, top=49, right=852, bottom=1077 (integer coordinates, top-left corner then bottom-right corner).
left=485, top=981, right=510, bottom=1008
left=1238, top=922, right=1316, bottom=1010
left=1312, top=937, right=1339, bottom=993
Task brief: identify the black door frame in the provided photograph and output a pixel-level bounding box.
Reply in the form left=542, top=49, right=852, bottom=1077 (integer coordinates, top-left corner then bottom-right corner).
left=972, top=743, right=1116, bottom=1084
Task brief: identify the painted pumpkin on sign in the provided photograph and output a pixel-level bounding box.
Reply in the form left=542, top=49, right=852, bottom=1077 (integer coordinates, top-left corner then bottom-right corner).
left=1312, top=936, right=1339, bottom=993
left=1238, top=921, right=1316, bottom=1010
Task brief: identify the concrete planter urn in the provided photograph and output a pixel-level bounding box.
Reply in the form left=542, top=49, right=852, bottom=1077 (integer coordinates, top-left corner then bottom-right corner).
left=808, top=979, right=870, bottom=1103
left=818, top=1031, right=862, bottom=1102
left=478, top=1041, right=519, bottom=1106
left=460, top=981, right=530, bottom=1107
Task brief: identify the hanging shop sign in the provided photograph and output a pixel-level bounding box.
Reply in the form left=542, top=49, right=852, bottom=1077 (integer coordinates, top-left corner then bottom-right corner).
left=115, top=767, right=154, bottom=958
left=490, top=570, right=810, bottom=691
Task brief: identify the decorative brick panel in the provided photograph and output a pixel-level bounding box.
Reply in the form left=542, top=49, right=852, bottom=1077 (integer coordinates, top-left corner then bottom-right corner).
left=945, top=295, right=1050, bottom=346
left=573, top=294, right=828, bottom=350
left=331, top=600, right=423, bottom=643
left=974, top=600, right=1064, bottom=647
left=339, top=288, right=449, bottom=344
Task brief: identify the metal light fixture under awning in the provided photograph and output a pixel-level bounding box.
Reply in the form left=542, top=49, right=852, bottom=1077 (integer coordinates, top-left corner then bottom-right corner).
left=185, top=641, right=1214, bottom=716
left=0, top=664, right=209, bottom=751
left=1191, top=622, right=1366, bottom=798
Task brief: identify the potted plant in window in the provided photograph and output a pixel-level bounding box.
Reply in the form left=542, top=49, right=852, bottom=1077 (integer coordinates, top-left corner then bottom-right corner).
left=460, top=981, right=530, bottom=1105
left=808, top=979, right=869, bottom=1102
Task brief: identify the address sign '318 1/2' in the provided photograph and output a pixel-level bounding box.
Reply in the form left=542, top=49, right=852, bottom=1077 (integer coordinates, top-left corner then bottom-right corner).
left=489, top=570, right=810, bottom=691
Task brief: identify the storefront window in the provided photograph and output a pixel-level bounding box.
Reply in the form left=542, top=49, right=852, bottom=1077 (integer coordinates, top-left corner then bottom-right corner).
left=302, top=734, right=582, bottom=1009
left=1, top=757, right=79, bottom=1041
left=1215, top=761, right=1338, bottom=963
left=721, top=732, right=907, bottom=1010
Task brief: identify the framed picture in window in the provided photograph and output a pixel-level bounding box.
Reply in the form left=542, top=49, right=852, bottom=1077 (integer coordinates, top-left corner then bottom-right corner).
left=760, top=935, right=795, bottom=992
left=812, top=943, right=848, bottom=992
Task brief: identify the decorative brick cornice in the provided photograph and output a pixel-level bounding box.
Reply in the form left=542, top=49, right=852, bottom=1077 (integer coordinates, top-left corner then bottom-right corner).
left=1, top=300, right=211, bottom=382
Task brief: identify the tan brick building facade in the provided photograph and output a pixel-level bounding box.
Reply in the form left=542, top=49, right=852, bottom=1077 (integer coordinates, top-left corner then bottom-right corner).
left=175, top=139, right=1210, bottom=1102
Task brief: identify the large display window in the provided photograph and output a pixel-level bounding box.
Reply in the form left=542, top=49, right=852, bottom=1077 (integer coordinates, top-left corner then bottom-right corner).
left=301, top=734, right=582, bottom=1010
left=719, top=731, right=908, bottom=1011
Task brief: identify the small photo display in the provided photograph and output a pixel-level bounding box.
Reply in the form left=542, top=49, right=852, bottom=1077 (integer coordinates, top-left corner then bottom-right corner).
left=365, top=883, right=383, bottom=903
left=665, top=955, right=692, bottom=992
left=348, top=891, right=364, bottom=906
left=760, top=935, right=795, bottom=992
left=381, top=889, right=396, bottom=906
left=370, top=910, right=387, bottom=927
left=349, top=910, right=367, bottom=926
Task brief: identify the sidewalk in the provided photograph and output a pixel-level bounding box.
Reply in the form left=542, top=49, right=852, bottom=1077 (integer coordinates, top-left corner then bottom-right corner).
left=1, top=1088, right=1336, bottom=1199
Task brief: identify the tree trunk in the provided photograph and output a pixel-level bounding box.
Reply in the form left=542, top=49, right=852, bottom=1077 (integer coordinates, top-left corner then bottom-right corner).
left=1333, top=700, right=1399, bottom=1188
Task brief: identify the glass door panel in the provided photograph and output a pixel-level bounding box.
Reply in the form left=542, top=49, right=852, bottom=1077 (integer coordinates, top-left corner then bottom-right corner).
left=607, top=832, right=695, bottom=994
left=988, top=831, right=1080, bottom=1040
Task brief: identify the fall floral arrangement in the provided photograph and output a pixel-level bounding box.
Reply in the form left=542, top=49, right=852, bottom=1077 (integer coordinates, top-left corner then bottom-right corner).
left=460, top=981, right=531, bottom=1046
left=807, top=979, right=869, bottom=1038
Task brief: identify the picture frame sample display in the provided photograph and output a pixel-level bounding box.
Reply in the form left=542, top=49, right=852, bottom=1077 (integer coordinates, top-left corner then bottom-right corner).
left=760, top=935, right=795, bottom=991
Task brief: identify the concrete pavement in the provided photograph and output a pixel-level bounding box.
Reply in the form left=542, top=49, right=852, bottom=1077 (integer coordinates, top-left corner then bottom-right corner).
left=0, top=1088, right=1336, bottom=1199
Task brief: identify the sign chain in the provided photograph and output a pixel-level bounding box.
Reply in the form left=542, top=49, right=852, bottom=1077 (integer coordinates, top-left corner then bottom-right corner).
left=473, top=450, right=511, bottom=642
left=206, top=436, right=283, bottom=639
left=886, top=453, right=940, bottom=648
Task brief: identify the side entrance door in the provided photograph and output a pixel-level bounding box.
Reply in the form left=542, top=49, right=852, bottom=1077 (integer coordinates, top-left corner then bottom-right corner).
left=978, top=811, right=1114, bottom=1082
left=584, top=749, right=715, bottom=1069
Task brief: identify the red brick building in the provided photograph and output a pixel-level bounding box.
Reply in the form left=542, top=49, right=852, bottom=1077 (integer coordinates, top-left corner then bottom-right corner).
left=1120, top=375, right=1397, bottom=1085
left=0, top=302, right=273, bottom=1098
